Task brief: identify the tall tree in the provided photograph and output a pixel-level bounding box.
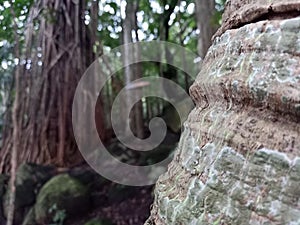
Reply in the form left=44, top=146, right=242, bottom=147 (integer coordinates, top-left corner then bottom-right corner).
left=0, top=0, right=105, bottom=172
left=159, top=0, right=181, bottom=103
left=122, top=0, right=144, bottom=139
left=195, top=0, right=218, bottom=58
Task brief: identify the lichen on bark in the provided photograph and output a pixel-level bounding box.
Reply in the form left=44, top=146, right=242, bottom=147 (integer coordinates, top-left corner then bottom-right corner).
left=146, top=6, right=300, bottom=225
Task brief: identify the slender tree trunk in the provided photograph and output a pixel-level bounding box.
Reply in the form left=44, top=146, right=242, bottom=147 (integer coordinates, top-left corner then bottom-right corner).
left=122, top=0, right=134, bottom=136
left=133, top=0, right=144, bottom=139
left=6, top=4, right=21, bottom=225
left=122, top=0, right=144, bottom=138
left=160, top=0, right=180, bottom=99
left=195, top=0, right=218, bottom=58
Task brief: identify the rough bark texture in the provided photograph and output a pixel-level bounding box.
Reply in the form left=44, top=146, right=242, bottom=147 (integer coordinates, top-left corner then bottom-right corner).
left=214, top=0, right=300, bottom=38
left=146, top=1, right=300, bottom=224
left=0, top=0, right=106, bottom=173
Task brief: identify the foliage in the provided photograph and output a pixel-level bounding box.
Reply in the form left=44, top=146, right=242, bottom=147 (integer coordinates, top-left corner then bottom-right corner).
left=214, top=0, right=227, bottom=25
left=0, top=0, right=34, bottom=42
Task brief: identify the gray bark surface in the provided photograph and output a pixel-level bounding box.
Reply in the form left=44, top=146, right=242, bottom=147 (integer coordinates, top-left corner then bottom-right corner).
left=146, top=1, right=300, bottom=224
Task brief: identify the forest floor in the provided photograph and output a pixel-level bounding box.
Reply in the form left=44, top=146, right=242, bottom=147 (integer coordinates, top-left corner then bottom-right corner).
left=0, top=131, right=179, bottom=225
left=67, top=184, right=154, bottom=225
left=67, top=131, right=180, bottom=225
left=66, top=131, right=179, bottom=225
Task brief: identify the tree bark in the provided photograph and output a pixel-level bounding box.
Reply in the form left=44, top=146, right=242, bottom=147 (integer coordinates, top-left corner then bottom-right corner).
left=6, top=4, right=21, bottom=225
left=0, top=0, right=106, bottom=173
left=146, top=1, right=300, bottom=224
left=195, top=0, right=218, bottom=58
left=122, top=0, right=144, bottom=139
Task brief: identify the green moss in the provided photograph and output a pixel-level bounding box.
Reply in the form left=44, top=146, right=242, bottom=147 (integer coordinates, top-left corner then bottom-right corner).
left=38, top=174, right=86, bottom=196
left=34, top=174, right=89, bottom=224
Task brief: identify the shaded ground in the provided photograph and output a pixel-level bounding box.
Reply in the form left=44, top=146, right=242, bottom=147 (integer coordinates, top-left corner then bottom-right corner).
left=67, top=184, right=154, bottom=225
left=0, top=131, right=179, bottom=225
left=66, top=131, right=180, bottom=225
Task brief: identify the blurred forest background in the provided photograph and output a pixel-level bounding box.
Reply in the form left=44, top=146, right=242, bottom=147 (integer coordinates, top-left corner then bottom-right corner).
left=0, top=0, right=225, bottom=224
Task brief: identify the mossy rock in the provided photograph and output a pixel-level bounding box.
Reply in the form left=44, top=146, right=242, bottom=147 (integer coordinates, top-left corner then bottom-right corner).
left=34, top=174, right=90, bottom=224
left=84, top=218, right=114, bottom=225
left=3, top=163, right=55, bottom=224
left=4, top=163, right=55, bottom=208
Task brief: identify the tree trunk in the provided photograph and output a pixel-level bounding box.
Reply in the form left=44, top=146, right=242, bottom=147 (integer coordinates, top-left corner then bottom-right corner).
left=0, top=0, right=106, bottom=173
left=6, top=5, right=21, bottom=225
left=133, top=1, right=144, bottom=139
left=195, top=0, right=218, bottom=58
left=160, top=0, right=180, bottom=98
left=122, top=0, right=144, bottom=139
left=146, top=0, right=300, bottom=224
